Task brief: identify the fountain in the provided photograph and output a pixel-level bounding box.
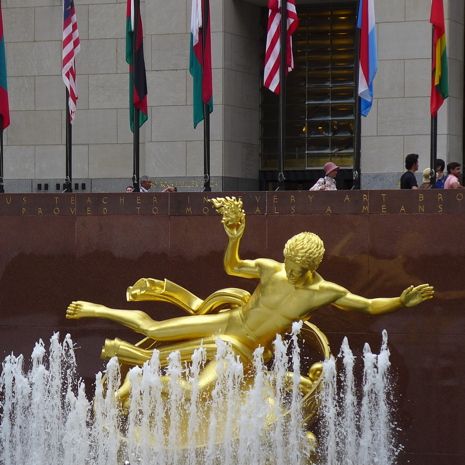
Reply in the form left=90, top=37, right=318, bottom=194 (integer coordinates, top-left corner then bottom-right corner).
left=1, top=329, right=397, bottom=465
left=0, top=197, right=432, bottom=464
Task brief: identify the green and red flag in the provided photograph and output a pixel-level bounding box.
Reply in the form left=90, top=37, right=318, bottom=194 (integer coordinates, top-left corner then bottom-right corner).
left=0, top=2, right=10, bottom=130
left=430, top=0, right=448, bottom=116
left=190, top=0, right=213, bottom=128
left=126, top=0, right=148, bottom=132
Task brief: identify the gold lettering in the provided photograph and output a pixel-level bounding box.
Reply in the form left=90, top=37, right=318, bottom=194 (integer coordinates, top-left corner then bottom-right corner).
left=362, top=194, right=369, bottom=203
left=307, top=195, right=314, bottom=203
left=273, top=195, right=278, bottom=204
left=399, top=205, right=406, bottom=213
left=70, top=196, right=76, bottom=205
left=187, top=196, right=191, bottom=204
left=69, top=207, right=76, bottom=215
left=457, top=193, right=463, bottom=201
left=362, top=205, right=369, bottom=214
left=37, top=208, right=43, bottom=216
left=21, top=207, right=26, bottom=215
left=136, top=206, right=141, bottom=215
left=290, top=195, right=296, bottom=204
left=152, top=206, right=159, bottom=215
left=438, top=204, right=443, bottom=213
left=86, top=196, right=92, bottom=204
left=255, top=206, right=261, bottom=214
left=5, top=196, right=11, bottom=205
left=274, top=205, right=279, bottom=214
left=418, top=204, right=424, bottom=213
left=102, top=196, right=108, bottom=205
left=437, top=193, right=443, bottom=202
left=185, top=206, right=192, bottom=214
left=255, top=195, right=261, bottom=203
left=53, top=207, right=60, bottom=215
left=202, top=206, right=209, bottom=215
left=344, top=194, right=351, bottom=203
left=152, top=196, right=158, bottom=205
left=136, top=196, right=141, bottom=205
left=120, top=196, right=125, bottom=205
left=418, top=194, right=424, bottom=202
left=290, top=205, right=296, bottom=214
left=54, top=196, right=60, bottom=205
left=86, top=207, right=92, bottom=215
left=22, top=196, right=27, bottom=204
left=203, top=196, right=210, bottom=204
left=381, top=204, right=387, bottom=214
left=102, top=207, right=108, bottom=215
left=325, top=206, right=332, bottom=215
left=380, top=193, right=387, bottom=203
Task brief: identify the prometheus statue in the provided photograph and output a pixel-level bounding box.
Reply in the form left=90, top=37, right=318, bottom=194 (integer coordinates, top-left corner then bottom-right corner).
left=66, top=196, right=433, bottom=404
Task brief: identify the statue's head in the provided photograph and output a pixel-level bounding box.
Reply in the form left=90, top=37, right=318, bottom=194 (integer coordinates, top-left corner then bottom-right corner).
left=283, top=232, right=325, bottom=284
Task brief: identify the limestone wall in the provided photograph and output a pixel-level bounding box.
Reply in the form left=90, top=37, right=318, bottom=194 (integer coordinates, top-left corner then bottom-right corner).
left=362, top=0, right=464, bottom=188
left=2, top=0, right=262, bottom=192
left=2, top=0, right=464, bottom=192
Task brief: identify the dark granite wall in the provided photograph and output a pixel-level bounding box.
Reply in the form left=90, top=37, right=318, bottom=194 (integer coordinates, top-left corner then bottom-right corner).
left=0, top=191, right=463, bottom=465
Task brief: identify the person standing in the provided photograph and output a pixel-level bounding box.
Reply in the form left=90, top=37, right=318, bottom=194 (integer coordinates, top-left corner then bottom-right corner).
left=434, top=158, right=447, bottom=188
left=419, top=168, right=433, bottom=189
left=444, top=162, right=463, bottom=189
left=400, top=153, right=419, bottom=189
left=309, top=162, right=339, bottom=191
left=140, top=175, right=153, bottom=192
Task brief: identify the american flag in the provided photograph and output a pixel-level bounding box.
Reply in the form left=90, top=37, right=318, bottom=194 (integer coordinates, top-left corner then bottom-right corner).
left=62, top=0, right=80, bottom=122
left=264, top=0, right=298, bottom=95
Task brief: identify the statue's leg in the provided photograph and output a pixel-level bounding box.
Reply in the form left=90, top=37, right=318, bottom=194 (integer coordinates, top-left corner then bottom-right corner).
left=66, top=301, right=158, bottom=336
left=67, top=301, right=230, bottom=341
left=143, top=312, right=230, bottom=341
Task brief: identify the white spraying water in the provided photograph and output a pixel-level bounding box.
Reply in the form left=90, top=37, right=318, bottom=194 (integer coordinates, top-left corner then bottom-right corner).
left=318, top=330, right=399, bottom=465
left=0, top=329, right=398, bottom=465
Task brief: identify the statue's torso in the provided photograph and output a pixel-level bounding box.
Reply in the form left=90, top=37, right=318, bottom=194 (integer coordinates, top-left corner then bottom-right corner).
left=238, top=266, right=345, bottom=346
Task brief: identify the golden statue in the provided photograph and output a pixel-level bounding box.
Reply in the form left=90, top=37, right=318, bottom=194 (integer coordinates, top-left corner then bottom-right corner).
left=66, top=196, right=433, bottom=433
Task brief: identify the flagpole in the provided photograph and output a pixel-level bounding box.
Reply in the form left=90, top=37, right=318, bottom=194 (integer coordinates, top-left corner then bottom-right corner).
left=353, top=0, right=362, bottom=190
left=430, top=26, right=438, bottom=186
left=0, top=116, right=4, bottom=193
left=202, top=0, right=211, bottom=192
left=278, top=0, right=287, bottom=190
left=63, top=90, right=73, bottom=193
left=132, top=0, right=141, bottom=193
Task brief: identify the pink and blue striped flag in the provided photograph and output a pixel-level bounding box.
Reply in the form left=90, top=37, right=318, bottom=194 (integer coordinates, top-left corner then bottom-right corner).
left=357, top=0, right=377, bottom=117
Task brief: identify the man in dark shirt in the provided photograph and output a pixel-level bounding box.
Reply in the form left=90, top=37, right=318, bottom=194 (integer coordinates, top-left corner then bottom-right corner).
left=400, top=153, right=419, bottom=189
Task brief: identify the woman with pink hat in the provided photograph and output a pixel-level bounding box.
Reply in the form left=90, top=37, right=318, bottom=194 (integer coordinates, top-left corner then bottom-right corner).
left=309, top=161, right=339, bottom=191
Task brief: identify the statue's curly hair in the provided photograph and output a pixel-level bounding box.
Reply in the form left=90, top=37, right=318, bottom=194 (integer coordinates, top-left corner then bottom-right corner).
left=283, top=232, right=325, bottom=271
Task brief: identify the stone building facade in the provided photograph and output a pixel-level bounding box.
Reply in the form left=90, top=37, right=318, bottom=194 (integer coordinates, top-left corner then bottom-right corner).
left=2, top=0, right=464, bottom=192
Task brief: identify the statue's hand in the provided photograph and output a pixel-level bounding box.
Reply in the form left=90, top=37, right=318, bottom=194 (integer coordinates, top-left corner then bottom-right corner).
left=210, top=196, right=246, bottom=238
left=400, top=284, right=434, bottom=307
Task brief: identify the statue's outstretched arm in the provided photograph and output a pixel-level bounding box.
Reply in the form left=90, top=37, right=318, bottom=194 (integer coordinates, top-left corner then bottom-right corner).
left=211, top=197, right=261, bottom=279
left=332, top=284, right=434, bottom=315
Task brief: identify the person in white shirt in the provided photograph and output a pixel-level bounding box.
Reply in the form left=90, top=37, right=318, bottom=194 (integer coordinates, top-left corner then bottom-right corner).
left=309, top=162, right=339, bottom=191
left=140, top=175, right=152, bottom=192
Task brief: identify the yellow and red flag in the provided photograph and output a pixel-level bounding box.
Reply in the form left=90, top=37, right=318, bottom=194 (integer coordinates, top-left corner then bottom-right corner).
left=430, top=0, right=448, bottom=116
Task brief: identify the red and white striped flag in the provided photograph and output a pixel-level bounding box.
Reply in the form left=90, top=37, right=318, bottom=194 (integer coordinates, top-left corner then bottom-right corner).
left=62, top=0, right=80, bottom=122
left=264, top=0, right=298, bottom=94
